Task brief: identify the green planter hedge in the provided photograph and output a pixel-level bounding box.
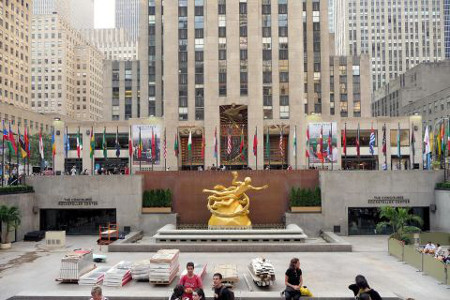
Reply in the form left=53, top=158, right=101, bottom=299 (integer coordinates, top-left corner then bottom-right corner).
left=142, top=189, right=172, bottom=207
left=289, top=187, right=321, bottom=207
left=436, top=182, right=450, bottom=190
left=0, top=185, right=34, bottom=195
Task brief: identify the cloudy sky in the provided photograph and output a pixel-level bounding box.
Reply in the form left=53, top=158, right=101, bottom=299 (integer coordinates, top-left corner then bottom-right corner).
left=94, top=0, right=115, bottom=28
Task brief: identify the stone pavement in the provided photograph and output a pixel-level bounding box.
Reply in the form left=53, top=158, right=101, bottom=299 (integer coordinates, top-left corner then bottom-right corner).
left=0, top=236, right=449, bottom=300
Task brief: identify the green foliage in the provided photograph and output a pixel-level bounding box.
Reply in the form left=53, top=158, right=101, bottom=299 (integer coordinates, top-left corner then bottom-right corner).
left=376, top=206, right=423, bottom=241
left=0, top=185, right=34, bottom=195
left=29, top=133, right=53, bottom=167
left=0, top=205, right=21, bottom=244
left=289, top=187, right=321, bottom=207
left=142, top=189, right=172, bottom=207
left=436, top=182, right=450, bottom=190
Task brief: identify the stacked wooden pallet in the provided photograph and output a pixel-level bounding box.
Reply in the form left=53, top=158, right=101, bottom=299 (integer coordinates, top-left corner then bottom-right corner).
left=213, top=264, right=239, bottom=288
left=103, top=261, right=133, bottom=287
left=58, top=249, right=94, bottom=282
left=149, top=249, right=180, bottom=284
left=131, top=259, right=151, bottom=281
left=78, top=266, right=111, bottom=286
left=247, top=257, right=276, bottom=287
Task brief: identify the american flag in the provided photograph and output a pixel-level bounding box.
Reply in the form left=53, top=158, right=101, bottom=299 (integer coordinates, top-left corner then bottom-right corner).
left=279, top=129, right=284, bottom=157
left=369, top=125, right=375, bottom=156
left=227, top=128, right=232, bottom=155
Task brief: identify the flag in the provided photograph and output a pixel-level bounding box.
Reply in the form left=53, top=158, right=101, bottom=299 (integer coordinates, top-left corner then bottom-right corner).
left=317, top=125, right=324, bottom=162
left=293, top=126, right=297, bottom=157
left=24, top=126, right=30, bottom=158
left=448, top=119, right=450, bottom=155
left=90, top=127, right=95, bottom=159
left=343, top=123, right=347, bottom=156
left=39, top=128, right=44, bottom=159
left=265, top=127, right=270, bottom=159
left=128, top=128, right=133, bottom=158
left=305, top=126, right=310, bottom=158
left=369, top=125, right=375, bottom=156
left=51, top=130, right=56, bottom=158
left=227, top=128, right=232, bottom=155
left=64, top=127, right=69, bottom=158
left=76, top=127, right=82, bottom=158
left=174, top=132, right=179, bottom=157
left=327, top=126, right=333, bottom=159
left=214, top=127, right=218, bottom=159
left=19, top=127, right=27, bottom=159
left=2, top=121, right=8, bottom=150
left=253, top=127, right=258, bottom=157
left=424, top=125, right=430, bottom=154
left=163, top=129, right=167, bottom=160
left=188, top=130, right=192, bottom=156
left=115, top=127, right=120, bottom=158
left=201, top=131, right=205, bottom=160
left=152, top=128, right=157, bottom=160
left=138, top=127, right=142, bottom=158
left=437, top=124, right=442, bottom=158
left=441, top=123, right=445, bottom=155
left=102, top=127, right=107, bottom=158
left=397, top=123, right=401, bottom=159
left=382, top=124, right=387, bottom=156
left=8, top=122, right=17, bottom=155
left=239, top=128, right=245, bottom=159
left=279, top=128, right=284, bottom=158
left=411, top=126, right=416, bottom=158
left=356, top=124, right=360, bottom=157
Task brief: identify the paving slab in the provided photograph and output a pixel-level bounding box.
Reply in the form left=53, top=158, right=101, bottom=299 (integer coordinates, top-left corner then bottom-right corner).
left=0, top=236, right=449, bottom=300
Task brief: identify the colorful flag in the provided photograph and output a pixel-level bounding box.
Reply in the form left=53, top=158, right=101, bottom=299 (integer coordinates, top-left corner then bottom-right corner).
left=151, top=127, right=156, bottom=160
left=441, top=122, right=445, bottom=154
left=279, top=128, right=284, bottom=158
left=317, top=125, right=324, bottom=162
left=51, top=130, right=56, bottom=158
left=424, top=125, right=430, bottom=154
left=253, top=127, right=258, bottom=157
left=305, top=126, right=310, bottom=158
left=188, top=130, right=192, bottom=156
left=39, top=128, right=44, bottom=159
left=397, top=123, right=401, bottom=159
left=64, top=127, right=69, bottom=158
left=8, top=122, right=17, bottom=155
left=239, top=128, right=245, bottom=159
left=227, top=128, right=232, bottom=155
left=213, top=127, right=218, bottom=159
left=201, top=131, right=205, bottom=160
left=24, top=126, right=30, bottom=158
left=369, top=125, right=375, bottom=156
left=174, top=132, right=179, bottom=157
left=382, top=124, right=387, bottom=156
left=129, top=128, right=133, bottom=158
left=19, top=127, right=27, bottom=159
left=90, top=127, right=95, bottom=159
left=343, top=123, right=347, bottom=156
left=102, top=127, right=107, bottom=158
left=327, top=127, right=333, bottom=159
left=292, top=126, right=297, bottom=157
left=138, top=127, right=142, bottom=159
left=2, top=121, right=8, bottom=147
left=163, top=129, right=167, bottom=160
left=115, top=127, right=120, bottom=158
left=356, top=124, right=360, bottom=158
left=76, top=127, right=82, bottom=158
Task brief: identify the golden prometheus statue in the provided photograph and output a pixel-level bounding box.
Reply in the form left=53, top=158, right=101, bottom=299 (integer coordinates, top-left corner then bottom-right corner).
left=203, top=171, right=268, bottom=228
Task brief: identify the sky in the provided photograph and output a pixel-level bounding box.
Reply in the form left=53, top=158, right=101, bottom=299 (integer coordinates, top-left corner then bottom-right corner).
left=94, top=0, right=115, bottom=29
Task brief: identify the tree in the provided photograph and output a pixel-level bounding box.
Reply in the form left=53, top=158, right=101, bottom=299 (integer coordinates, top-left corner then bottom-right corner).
left=0, top=205, right=21, bottom=244
left=29, top=133, right=52, bottom=167
left=376, top=206, right=423, bottom=242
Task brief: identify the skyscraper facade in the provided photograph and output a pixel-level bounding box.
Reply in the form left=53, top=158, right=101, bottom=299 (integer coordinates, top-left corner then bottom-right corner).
left=335, top=0, right=446, bottom=91
left=115, top=0, right=140, bottom=41
left=32, top=0, right=94, bottom=29
left=445, top=0, right=450, bottom=58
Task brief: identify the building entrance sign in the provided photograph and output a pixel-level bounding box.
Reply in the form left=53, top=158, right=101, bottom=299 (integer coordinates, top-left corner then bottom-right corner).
left=58, top=198, right=98, bottom=206
left=367, top=196, right=410, bottom=205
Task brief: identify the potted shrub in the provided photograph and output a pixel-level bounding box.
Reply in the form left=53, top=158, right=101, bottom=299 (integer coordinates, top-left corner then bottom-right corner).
left=142, top=189, right=172, bottom=213
left=0, top=205, right=21, bottom=249
left=290, top=187, right=322, bottom=213
left=376, top=206, right=423, bottom=244
left=431, top=161, right=441, bottom=170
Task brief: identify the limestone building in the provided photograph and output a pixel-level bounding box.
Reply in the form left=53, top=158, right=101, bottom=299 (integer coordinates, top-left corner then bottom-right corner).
left=32, top=0, right=95, bottom=29
left=31, top=14, right=104, bottom=121
left=115, top=0, right=140, bottom=41
left=0, top=0, right=32, bottom=110
left=335, top=0, right=446, bottom=91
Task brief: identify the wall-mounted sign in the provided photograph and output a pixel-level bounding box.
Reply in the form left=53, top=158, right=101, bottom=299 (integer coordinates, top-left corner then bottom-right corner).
left=58, top=198, right=98, bottom=206
left=368, top=196, right=410, bottom=205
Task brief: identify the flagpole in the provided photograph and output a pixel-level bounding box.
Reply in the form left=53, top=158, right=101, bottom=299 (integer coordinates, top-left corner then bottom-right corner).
left=2, top=121, right=5, bottom=186
left=9, top=124, right=12, bottom=180
left=129, top=125, right=133, bottom=175
left=16, top=124, right=20, bottom=183
left=330, top=123, right=333, bottom=171
left=294, top=125, right=297, bottom=170
left=411, top=123, right=415, bottom=167
left=176, top=128, right=180, bottom=170
left=27, top=126, right=30, bottom=177
left=164, top=128, right=167, bottom=171
left=215, top=126, right=219, bottom=168
left=344, top=123, right=347, bottom=170
left=268, top=127, right=271, bottom=170
left=255, top=126, right=258, bottom=171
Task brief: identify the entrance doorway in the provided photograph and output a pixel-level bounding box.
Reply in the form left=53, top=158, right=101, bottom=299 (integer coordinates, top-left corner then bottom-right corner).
left=220, top=105, right=248, bottom=168
left=40, top=209, right=116, bottom=235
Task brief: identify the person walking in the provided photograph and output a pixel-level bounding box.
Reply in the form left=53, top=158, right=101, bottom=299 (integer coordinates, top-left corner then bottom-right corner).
left=284, top=257, right=303, bottom=300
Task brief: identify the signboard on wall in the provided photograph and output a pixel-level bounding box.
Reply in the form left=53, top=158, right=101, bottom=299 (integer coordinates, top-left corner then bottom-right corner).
left=131, top=125, right=161, bottom=166
left=308, top=122, right=338, bottom=163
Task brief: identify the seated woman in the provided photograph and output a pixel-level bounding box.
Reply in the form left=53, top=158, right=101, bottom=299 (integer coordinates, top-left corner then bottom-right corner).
left=284, top=258, right=303, bottom=300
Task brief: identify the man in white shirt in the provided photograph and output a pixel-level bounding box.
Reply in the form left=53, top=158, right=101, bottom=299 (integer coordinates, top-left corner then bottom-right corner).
left=423, top=241, right=436, bottom=254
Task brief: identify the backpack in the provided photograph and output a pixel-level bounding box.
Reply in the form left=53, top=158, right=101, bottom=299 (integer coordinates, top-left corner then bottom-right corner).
left=219, top=286, right=235, bottom=300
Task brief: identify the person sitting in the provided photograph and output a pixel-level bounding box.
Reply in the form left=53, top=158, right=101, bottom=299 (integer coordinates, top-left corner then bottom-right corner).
left=89, top=286, right=108, bottom=300
left=284, top=258, right=303, bottom=300
left=348, top=275, right=381, bottom=300
left=434, top=243, right=444, bottom=258
left=170, top=284, right=185, bottom=300
left=192, top=288, right=205, bottom=300
left=423, top=241, right=436, bottom=254
left=179, top=262, right=203, bottom=300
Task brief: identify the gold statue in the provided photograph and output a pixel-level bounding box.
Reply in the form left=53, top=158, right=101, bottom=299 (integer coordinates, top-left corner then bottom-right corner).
left=203, top=171, right=268, bottom=227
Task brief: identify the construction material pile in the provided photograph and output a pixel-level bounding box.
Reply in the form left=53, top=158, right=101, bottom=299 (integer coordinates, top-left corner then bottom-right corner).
left=103, top=261, right=133, bottom=287
left=78, top=266, right=111, bottom=286
left=149, top=249, right=180, bottom=284
left=58, top=249, right=94, bottom=281
left=248, top=257, right=275, bottom=287
left=131, top=259, right=151, bottom=281
left=213, top=264, right=239, bottom=288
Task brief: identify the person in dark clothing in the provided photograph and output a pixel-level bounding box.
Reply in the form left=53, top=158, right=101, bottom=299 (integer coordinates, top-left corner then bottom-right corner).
left=170, top=284, right=185, bottom=300
left=348, top=275, right=382, bottom=300
left=284, top=257, right=303, bottom=300
left=212, top=273, right=233, bottom=300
